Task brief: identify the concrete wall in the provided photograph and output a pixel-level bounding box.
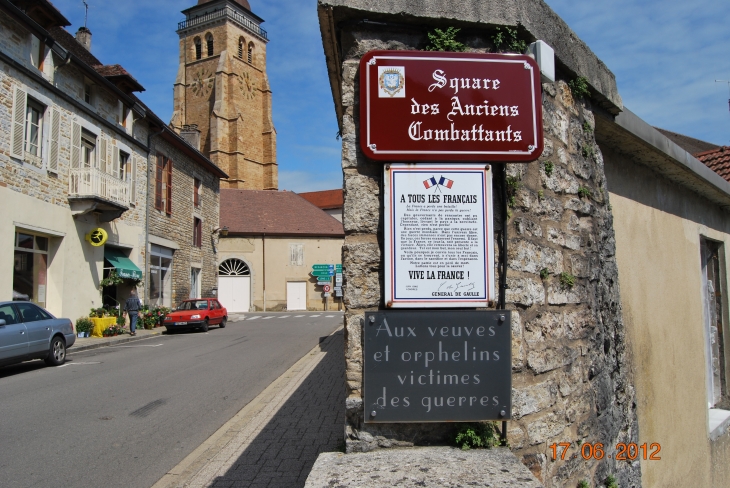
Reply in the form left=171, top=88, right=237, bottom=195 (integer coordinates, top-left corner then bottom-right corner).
left=219, top=236, right=344, bottom=311
left=605, top=148, right=730, bottom=488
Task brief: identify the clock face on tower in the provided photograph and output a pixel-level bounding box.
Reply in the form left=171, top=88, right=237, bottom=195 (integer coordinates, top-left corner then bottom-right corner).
left=190, top=68, right=213, bottom=98
left=239, top=71, right=256, bottom=99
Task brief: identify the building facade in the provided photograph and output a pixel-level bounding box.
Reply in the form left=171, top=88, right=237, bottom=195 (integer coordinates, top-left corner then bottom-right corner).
left=0, top=0, right=226, bottom=321
left=218, top=190, right=344, bottom=312
left=172, top=0, right=277, bottom=190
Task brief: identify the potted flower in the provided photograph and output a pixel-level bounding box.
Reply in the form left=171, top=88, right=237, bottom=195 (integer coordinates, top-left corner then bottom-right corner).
left=102, top=324, right=124, bottom=337
left=76, top=317, right=93, bottom=338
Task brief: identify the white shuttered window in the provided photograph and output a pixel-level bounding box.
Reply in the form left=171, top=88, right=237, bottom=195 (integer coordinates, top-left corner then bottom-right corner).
left=10, top=86, right=27, bottom=160
left=290, top=244, right=304, bottom=266
left=48, top=108, right=60, bottom=173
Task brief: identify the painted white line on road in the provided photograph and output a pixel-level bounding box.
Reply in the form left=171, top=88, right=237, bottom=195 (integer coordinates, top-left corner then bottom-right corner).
left=310, top=315, right=321, bottom=317
left=58, top=361, right=101, bottom=367
left=246, top=316, right=261, bottom=320
left=295, top=315, right=305, bottom=318
left=114, top=344, right=164, bottom=348
left=280, top=315, right=290, bottom=318
left=325, top=315, right=335, bottom=318
left=262, top=316, right=274, bottom=320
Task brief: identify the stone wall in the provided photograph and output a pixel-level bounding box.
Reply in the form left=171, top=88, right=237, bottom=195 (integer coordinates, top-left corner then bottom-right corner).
left=328, top=15, right=640, bottom=488
left=148, top=137, right=220, bottom=305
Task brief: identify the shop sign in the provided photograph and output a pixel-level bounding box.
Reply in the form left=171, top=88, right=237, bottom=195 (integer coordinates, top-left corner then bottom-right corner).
left=384, top=163, right=494, bottom=308
left=85, top=228, right=108, bottom=247
left=364, top=310, right=511, bottom=423
left=360, top=50, right=543, bottom=162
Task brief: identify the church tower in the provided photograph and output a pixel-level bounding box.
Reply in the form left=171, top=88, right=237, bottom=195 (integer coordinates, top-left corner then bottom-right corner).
left=172, top=0, right=277, bottom=190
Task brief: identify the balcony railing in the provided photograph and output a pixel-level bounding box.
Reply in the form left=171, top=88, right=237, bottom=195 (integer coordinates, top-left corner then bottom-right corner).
left=69, top=167, right=129, bottom=207
left=178, top=7, right=268, bottom=40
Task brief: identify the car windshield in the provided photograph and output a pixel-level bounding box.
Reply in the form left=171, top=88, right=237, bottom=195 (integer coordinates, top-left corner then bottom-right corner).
left=178, top=300, right=208, bottom=311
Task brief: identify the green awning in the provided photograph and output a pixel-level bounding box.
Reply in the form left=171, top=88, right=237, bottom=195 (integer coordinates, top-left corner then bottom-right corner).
left=104, top=248, right=143, bottom=280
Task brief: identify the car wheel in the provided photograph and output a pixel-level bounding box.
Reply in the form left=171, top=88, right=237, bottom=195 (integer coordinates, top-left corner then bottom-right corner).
left=201, top=319, right=209, bottom=332
left=220, top=316, right=227, bottom=328
left=45, top=336, right=66, bottom=366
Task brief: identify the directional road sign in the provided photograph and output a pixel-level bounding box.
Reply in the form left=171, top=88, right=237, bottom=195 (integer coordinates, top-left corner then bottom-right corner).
left=312, top=264, right=334, bottom=270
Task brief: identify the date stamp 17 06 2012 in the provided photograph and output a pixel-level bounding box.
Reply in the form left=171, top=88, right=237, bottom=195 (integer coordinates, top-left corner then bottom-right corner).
left=549, top=442, right=662, bottom=461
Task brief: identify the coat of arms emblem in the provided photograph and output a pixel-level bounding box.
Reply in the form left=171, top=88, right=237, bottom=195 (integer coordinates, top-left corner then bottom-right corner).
left=378, top=66, right=406, bottom=98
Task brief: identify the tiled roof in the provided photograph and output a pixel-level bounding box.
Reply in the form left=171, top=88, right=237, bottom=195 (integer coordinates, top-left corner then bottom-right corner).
left=655, top=127, right=719, bottom=155
left=94, top=64, right=144, bottom=92
left=298, top=189, right=344, bottom=210
left=221, top=190, right=345, bottom=237
left=47, top=25, right=102, bottom=66
left=695, top=146, right=730, bottom=183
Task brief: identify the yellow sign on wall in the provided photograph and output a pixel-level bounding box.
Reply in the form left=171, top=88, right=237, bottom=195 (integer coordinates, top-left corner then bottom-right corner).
left=85, top=228, right=108, bottom=247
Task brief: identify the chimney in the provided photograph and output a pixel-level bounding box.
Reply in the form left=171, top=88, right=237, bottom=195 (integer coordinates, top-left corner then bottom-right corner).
left=180, top=124, right=201, bottom=151
left=76, top=27, right=92, bottom=51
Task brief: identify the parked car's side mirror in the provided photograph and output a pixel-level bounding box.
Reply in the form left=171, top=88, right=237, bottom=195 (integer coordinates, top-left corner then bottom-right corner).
left=0, top=319, right=6, bottom=326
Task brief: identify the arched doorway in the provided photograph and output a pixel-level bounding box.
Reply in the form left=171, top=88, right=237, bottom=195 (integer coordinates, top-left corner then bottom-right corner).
left=218, top=258, right=251, bottom=313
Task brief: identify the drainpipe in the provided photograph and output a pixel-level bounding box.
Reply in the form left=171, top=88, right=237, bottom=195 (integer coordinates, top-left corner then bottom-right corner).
left=144, top=125, right=165, bottom=305
left=262, top=233, right=266, bottom=311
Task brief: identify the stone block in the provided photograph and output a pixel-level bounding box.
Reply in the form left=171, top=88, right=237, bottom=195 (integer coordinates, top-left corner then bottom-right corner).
left=526, top=413, right=566, bottom=445
left=508, top=239, right=564, bottom=274
left=564, top=309, right=596, bottom=340
left=547, top=283, right=585, bottom=305
left=569, top=254, right=590, bottom=279
left=512, top=380, right=558, bottom=419
left=506, top=277, right=545, bottom=307
left=547, top=227, right=581, bottom=250
left=524, top=312, right=564, bottom=346
left=511, top=309, right=525, bottom=370
left=513, top=217, right=543, bottom=238
left=544, top=103, right=569, bottom=146
left=541, top=159, right=579, bottom=194
left=342, top=238, right=381, bottom=308
left=565, top=197, right=593, bottom=215
left=518, top=189, right=564, bottom=221
left=527, top=346, right=578, bottom=374
left=343, top=170, right=380, bottom=234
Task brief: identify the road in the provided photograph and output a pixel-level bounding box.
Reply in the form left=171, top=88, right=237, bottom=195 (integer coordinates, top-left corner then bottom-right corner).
left=0, top=312, right=343, bottom=488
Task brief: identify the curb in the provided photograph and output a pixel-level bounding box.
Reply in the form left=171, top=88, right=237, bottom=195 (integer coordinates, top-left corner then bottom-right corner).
left=69, top=330, right=165, bottom=354
left=151, top=326, right=343, bottom=488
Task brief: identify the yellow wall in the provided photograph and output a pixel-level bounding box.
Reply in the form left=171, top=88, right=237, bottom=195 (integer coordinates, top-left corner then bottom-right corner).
left=605, top=148, right=730, bottom=487
left=0, top=187, right=144, bottom=322
left=219, top=236, right=343, bottom=311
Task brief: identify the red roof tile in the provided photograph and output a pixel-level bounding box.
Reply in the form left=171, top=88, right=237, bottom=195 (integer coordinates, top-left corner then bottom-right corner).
left=695, top=146, right=730, bottom=183
left=298, top=189, right=344, bottom=210
left=221, top=190, right=345, bottom=237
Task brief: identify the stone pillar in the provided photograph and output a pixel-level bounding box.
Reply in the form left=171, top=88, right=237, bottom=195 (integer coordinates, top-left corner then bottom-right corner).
left=319, top=1, right=641, bottom=486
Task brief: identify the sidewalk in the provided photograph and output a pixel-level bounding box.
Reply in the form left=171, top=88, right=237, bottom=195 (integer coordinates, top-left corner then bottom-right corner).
left=153, top=326, right=345, bottom=488
left=70, top=327, right=165, bottom=353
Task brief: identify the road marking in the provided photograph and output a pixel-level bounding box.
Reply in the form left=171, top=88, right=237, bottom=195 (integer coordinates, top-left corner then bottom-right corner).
left=295, top=315, right=305, bottom=318
left=58, top=361, right=101, bottom=367
left=262, top=316, right=274, bottom=320
left=310, top=315, right=321, bottom=317
left=114, top=344, right=164, bottom=348
left=325, top=315, right=335, bottom=318
left=246, top=316, right=261, bottom=320
left=280, top=315, right=290, bottom=318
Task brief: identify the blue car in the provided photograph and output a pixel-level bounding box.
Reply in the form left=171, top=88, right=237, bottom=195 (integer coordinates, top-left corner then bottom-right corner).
left=0, top=301, right=75, bottom=368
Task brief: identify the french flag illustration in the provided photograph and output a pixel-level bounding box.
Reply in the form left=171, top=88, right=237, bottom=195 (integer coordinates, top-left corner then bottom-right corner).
left=423, top=177, right=438, bottom=189
left=439, top=176, right=454, bottom=189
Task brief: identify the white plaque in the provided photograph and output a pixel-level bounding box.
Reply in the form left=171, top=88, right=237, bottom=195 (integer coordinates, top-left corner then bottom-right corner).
left=384, top=163, right=495, bottom=308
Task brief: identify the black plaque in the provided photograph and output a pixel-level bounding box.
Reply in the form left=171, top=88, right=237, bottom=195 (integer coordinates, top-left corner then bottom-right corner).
left=364, top=310, right=511, bottom=423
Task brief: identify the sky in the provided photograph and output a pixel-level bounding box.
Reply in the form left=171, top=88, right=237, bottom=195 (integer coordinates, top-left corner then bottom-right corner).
left=49, top=0, right=730, bottom=192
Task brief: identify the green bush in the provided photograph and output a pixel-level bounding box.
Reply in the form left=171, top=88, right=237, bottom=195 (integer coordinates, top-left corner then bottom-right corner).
left=454, top=422, right=500, bottom=450
left=425, top=27, right=466, bottom=52
left=492, top=26, right=527, bottom=53
left=569, top=76, right=590, bottom=99
left=559, top=272, right=576, bottom=289
left=75, top=317, right=93, bottom=334
left=544, top=161, right=555, bottom=177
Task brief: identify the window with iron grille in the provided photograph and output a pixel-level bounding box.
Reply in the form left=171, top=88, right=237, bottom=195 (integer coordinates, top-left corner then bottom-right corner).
left=247, top=42, right=253, bottom=64
left=194, top=37, right=202, bottom=60
left=238, top=38, right=244, bottom=59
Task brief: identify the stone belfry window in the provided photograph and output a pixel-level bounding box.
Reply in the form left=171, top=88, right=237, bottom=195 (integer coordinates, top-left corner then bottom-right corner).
left=247, top=42, right=253, bottom=64
left=194, top=37, right=201, bottom=60
left=238, top=38, right=244, bottom=59
left=206, top=33, right=214, bottom=57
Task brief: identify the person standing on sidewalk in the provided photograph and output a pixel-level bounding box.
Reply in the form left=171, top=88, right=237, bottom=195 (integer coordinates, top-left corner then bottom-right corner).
left=124, top=289, right=142, bottom=336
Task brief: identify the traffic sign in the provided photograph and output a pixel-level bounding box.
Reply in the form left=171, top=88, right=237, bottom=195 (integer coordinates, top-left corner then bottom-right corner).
left=312, top=264, right=334, bottom=270
left=311, top=270, right=334, bottom=277
left=323, top=285, right=331, bottom=292
left=317, top=281, right=331, bottom=286
left=323, top=292, right=331, bottom=297
left=335, top=264, right=342, bottom=269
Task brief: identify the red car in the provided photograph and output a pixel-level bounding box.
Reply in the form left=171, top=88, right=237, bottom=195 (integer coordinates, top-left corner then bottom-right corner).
left=163, top=299, right=227, bottom=333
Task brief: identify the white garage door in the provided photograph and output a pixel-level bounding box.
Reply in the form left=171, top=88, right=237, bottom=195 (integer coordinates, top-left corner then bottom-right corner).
left=218, top=276, right=251, bottom=313
left=287, top=282, right=307, bottom=311
left=218, top=259, right=251, bottom=313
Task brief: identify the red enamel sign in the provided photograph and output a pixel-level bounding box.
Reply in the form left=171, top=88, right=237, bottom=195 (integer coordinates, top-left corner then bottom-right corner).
left=359, top=50, right=544, bottom=162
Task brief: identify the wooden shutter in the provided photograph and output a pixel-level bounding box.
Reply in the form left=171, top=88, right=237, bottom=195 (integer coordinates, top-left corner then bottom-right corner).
left=113, top=147, right=120, bottom=179
left=166, top=158, right=173, bottom=215
left=71, top=121, right=81, bottom=168
left=10, top=86, right=26, bottom=160
left=155, top=154, right=163, bottom=210
left=48, top=108, right=60, bottom=173
left=129, top=155, right=137, bottom=205
left=99, top=136, right=107, bottom=172
left=194, top=178, right=201, bottom=207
